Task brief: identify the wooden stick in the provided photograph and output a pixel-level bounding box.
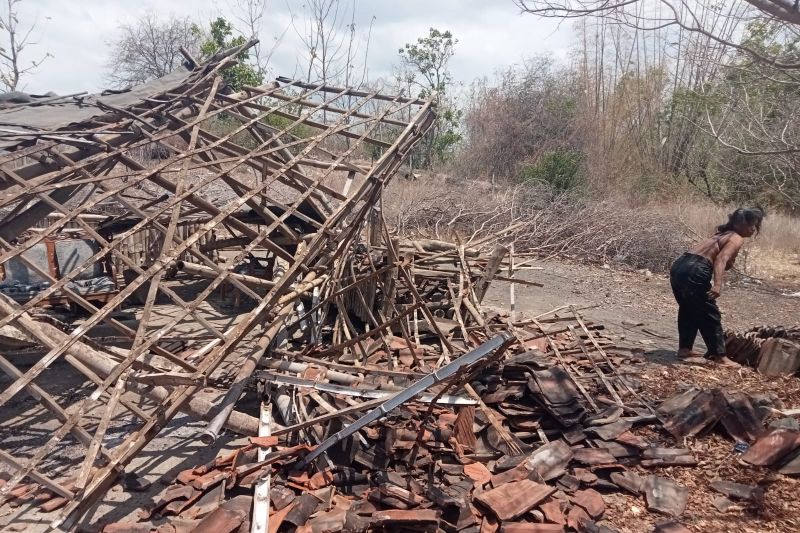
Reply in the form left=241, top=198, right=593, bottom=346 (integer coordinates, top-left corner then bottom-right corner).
left=250, top=403, right=271, bottom=533
left=529, top=318, right=600, bottom=413
left=568, top=324, right=625, bottom=406
left=74, top=374, right=125, bottom=491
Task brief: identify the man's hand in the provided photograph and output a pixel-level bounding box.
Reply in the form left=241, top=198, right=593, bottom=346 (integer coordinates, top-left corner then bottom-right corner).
left=708, top=285, right=721, bottom=299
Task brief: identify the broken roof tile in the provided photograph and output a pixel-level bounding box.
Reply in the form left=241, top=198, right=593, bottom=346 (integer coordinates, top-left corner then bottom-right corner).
left=663, top=389, right=726, bottom=440
left=474, top=479, right=556, bottom=521
left=593, top=440, right=640, bottom=460
left=741, top=428, right=800, bottom=466
left=464, top=461, right=493, bottom=485
left=719, top=391, right=765, bottom=444
left=540, top=499, right=566, bottom=525
left=572, top=488, right=605, bottom=519
left=571, top=447, right=617, bottom=466
left=642, top=476, right=689, bottom=516
left=640, top=448, right=697, bottom=468
left=525, top=440, right=574, bottom=481
left=500, top=524, right=565, bottom=532
left=557, top=474, right=581, bottom=493
left=370, top=508, right=441, bottom=526
left=756, top=338, right=800, bottom=376
left=614, top=431, right=650, bottom=450
left=710, top=479, right=763, bottom=501
left=657, top=388, right=701, bottom=417
left=778, top=450, right=800, bottom=475
left=566, top=504, right=591, bottom=531
left=588, top=419, right=634, bottom=441
left=191, top=495, right=251, bottom=533
left=527, top=367, right=587, bottom=427
left=653, top=520, right=692, bottom=533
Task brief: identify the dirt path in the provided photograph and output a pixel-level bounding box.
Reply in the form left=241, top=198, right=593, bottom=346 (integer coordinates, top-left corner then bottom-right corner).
left=485, top=259, right=800, bottom=356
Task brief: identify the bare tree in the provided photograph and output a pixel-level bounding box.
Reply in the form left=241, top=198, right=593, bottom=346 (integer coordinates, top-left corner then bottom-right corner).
left=290, top=0, right=372, bottom=88
left=106, top=12, right=204, bottom=88
left=0, top=0, right=50, bottom=92
left=459, top=57, right=580, bottom=179
left=515, top=0, right=800, bottom=68
left=515, top=0, right=800, bottom=208
left=230, top=0, right=290, bottom=80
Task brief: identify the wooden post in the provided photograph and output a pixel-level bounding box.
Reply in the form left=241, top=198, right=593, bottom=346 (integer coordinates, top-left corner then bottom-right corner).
left=509, top=242, right=516, bottom=323
left=475, top=245, right=508, bottom=303
left=251, top=403, right=272, bottom=533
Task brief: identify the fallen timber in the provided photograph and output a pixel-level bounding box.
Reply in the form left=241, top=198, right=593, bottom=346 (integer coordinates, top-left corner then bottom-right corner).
left=70, top=295, right=800, bottom=533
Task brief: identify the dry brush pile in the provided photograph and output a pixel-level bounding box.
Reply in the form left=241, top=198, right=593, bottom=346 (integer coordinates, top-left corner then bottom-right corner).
left=384, top=177, right=690, bottom=273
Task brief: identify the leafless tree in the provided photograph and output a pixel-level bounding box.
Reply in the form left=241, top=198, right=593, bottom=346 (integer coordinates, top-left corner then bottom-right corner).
left=515, top=0, right=800, bottom=68
left=290, top=0, right=372, bottom=88
left=230, top=0, right=290, bottom=79
left=513, top=0, right=800, bottom=207
left=459, top=57, right=581, bottom=179
left=106, top=12, right=204, bottom=88
left=0, top=0, right=50, bottom=92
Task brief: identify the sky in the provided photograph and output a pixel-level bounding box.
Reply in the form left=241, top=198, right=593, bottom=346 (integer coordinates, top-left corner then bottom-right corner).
left=13, top=0, right=574, bottom=95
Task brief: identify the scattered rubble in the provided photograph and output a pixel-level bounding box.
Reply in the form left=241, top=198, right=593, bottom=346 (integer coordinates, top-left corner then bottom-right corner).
left=0, top=42, right=799, bottom=533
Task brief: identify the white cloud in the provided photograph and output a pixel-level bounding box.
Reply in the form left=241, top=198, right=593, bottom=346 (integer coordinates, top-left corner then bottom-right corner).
left=12, top=0, right=572, bottom=94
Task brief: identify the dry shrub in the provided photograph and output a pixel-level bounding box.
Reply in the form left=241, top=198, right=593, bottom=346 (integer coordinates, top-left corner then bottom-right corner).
left=383, top=176, right=689, bottom=272
left=456, top=58, right=580, bottom=181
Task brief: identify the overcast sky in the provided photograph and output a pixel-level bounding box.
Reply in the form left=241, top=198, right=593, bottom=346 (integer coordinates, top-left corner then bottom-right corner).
left=15, top=0, right=573, bottom=95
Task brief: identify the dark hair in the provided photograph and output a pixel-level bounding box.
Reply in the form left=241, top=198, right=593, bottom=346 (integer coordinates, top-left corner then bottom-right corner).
left=716, top=207, right=765, bottom=235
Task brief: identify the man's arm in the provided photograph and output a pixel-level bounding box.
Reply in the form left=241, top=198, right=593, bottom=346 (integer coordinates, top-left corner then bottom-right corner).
left=710, top=235, right=743, bottom=298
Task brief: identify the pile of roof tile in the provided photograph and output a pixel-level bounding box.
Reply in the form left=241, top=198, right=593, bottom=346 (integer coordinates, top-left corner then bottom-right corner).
left=93, top=308, right=709, bottom=533
left=725, top=325, right=800, bottom=376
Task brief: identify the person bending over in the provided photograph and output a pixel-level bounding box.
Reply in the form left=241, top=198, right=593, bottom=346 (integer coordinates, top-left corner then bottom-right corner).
left=669, top=207, right=764, bottom=362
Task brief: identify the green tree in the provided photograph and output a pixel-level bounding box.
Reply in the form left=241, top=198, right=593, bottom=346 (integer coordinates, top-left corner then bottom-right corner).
left=517, top=150, right=584, bottom=192
left=398, top=28, right=461, bottom=167
left=196, top=17, right=263, bottom=91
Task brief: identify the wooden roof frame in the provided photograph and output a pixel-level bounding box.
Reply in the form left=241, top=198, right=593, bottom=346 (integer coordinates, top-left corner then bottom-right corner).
left=0, top=41, right=435, bottom=528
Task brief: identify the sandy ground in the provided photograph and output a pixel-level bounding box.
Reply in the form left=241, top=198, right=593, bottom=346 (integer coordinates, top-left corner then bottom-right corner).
left=2, top=259, right=799, bottom=532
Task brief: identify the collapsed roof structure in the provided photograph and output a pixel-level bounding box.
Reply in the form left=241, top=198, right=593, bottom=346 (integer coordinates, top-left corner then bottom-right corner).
left=0, top=42, right=442, bottom=527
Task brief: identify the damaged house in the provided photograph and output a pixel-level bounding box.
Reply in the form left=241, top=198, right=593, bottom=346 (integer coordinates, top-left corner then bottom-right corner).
left=1, top=42, right=799, bottom=533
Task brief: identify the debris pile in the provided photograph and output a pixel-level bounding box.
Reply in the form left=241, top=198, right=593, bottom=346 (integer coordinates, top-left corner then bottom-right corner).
left=725, top=326, right=800, bottom=376
left=0, top=40, right=442, bottom=529
left=94, top=312, right=800, bottom=533
left=100, top=306, right=660, bottom=533
left=1, top=42, right=799, bottom=533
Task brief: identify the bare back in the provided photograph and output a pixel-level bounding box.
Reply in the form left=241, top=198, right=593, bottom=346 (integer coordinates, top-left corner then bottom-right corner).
left=690, top=231, right=743, bottom=270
